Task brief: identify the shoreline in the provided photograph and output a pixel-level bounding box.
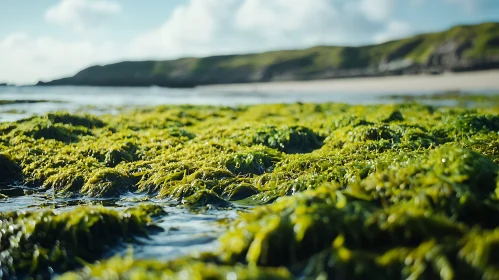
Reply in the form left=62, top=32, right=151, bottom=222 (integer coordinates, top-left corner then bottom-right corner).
left=199, top=70, right=499, bottom=94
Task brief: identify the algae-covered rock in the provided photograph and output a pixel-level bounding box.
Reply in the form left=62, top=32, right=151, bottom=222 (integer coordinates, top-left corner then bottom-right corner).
left=58, top=255, right=292, bottom=280
left=382, top=110, right=404, bottom=123
left=81, top=168, right=133, bottom=197
left=300, top=239, right=464, bottom=280
left=331, top=115, right=373, bottom=130
left=11, top=120, right=91, bottom=143
left=252, top=126, right=324, bottom=154
left=104, top=142, right=138, bottom=167
left=345, top=125, right=400, bottom=142
left=226, top=148, right=281, bottom=175
left=217, top=185, right=464, bottom=267
left=182, top=189, right=231, bottom=207
left=214, top=183, right=499, bottom=279
left=223, top=182, right=259, bottom=201
left=427, top=146, right=498, bottom=195
left=0, top=153, right=22, bottom=184
left=47, top=112, right=105, bottom=128
left=452, top=114, right=499, bottom=133
left=0, top=204, right=165, bottom=279
left=137, top=162, right=193, bottom=194
left=187, top=167, right=234, bottom=181
left=218, top=186, right=372, bottom=266
left=401, top=126, right=445, bottom=148
left=43, top=168, right=85, bottom=194
left=0, top=97, right=499, bottom=279
left=155, top=167, right=237, bottom=201
left=361, top=145, right=499, bottom=227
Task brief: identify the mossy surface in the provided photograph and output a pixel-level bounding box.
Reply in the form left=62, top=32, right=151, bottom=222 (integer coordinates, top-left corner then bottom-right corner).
left=0, top=95, right=498, bottom=279
left=58, top=254, right=292, bottom=280
left=0, top=153, right=22, bottom=184
left=81, top=168, right=133, bottom=197
left=0, top=204, right=165, bottom=279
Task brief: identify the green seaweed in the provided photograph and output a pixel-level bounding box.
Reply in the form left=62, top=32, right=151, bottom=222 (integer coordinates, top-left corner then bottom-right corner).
left=359, top=145, right=499, bottom=227
left=0, top=204, right=165, bottom=279
left=251, top=125, right=324, bottom=154
left=58, top=254, right=292, bottom=280
left=382, top=110, right=404, bottom=123
left=217, top=185, right=464, bottom=266
left=182, top=189, right=231, bottom=207
left=0, top=153, right=22, bottom=184
left=47, top=112, right=105, bottom=129
left=0, top=95, right=498, bottom=279
left=43, top=167, right=85, bottom=194
left=9, top=117, right=92, bottom=143
left=452, top=114, right=499, bottom=133
left=223, top=182, right=259, bottom=201
left=81, top=168, right=133, bottom=197
left=104, top=142, right=138, bottom=167
left=226, top=147, right=281, bottom=175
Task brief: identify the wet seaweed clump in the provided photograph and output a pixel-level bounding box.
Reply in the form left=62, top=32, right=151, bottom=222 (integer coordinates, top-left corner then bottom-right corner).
left=42, top=168, right=85, bottom=194
left=0, top=153, right=22, bottom=184
left=47, top=112, right=106, bottom=129
left=81, top=168, right=133, bottom=197
left=0, top=204, right=165, bottom=279
left=331, top=116, right=373, bottom=130
left=182, top=189, right=232, bottom=208
left=345, top=125, right=400, bottom=143
left=153, top=166, right=238, bottom=203
left=226, top=147, right=281, bottom=175
left=382, top=110, right=404, bottom=123
left=10, top=119, right=91, bottom=143
left=59, top=255, right=292, bottom=280
left=223, top=182, right=259, bottom=201
left=360, top=145, right=499, bottom=227
left=0, top=97, right=498, bottom=279
left=104, top=142, right=138, bottom=167
left=452, top=114, right=499, bottom=133
left=252, top=126, right=324, bottom=154
left=214, top=184, right=488, bottom=279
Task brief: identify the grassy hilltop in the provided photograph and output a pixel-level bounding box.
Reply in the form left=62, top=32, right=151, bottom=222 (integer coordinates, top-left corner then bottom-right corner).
left=38, top=22, right=499, bottom=88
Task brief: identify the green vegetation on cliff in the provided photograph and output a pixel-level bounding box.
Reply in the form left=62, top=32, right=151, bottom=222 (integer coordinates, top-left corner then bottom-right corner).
left=38, top=22, right=499, bottom=87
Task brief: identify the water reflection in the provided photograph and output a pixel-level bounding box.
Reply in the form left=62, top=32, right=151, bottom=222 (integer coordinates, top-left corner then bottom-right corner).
left=1, top=85, right=495, bottom=122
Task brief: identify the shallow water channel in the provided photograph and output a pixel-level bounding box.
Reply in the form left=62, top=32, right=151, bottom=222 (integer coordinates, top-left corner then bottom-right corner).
left=0, top=184, right=242, bottom=264
left=0, top=85, right=493, bottom=122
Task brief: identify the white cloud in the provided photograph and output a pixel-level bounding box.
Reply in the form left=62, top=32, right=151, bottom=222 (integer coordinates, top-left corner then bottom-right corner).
left=409, top=0, right=425, bottom=5
left=235, top=0, right=338, bottom=36
left=128, top=0, right=405, bottom=60
left=416, top=0, right=484, bottom=12
left=1, top=0, right=414, bottom=84
left=129, top=0, right=237, bottom=59
left=0, top=33, right=119, bottom=84
left=45, top=0, right=121, bottom=31
left=358, top=0, right=396, bottom=22
left=374, top=20, right=413, bottom=43
left=444, top=0, right=478, bottom=11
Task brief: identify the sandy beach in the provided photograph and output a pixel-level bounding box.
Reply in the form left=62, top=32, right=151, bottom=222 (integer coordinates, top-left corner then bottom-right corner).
left=200, top=70, right=499, bottom=94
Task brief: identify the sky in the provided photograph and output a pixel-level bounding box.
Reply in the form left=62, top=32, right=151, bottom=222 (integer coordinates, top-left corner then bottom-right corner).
left=0, top=0, right=498, bottom=84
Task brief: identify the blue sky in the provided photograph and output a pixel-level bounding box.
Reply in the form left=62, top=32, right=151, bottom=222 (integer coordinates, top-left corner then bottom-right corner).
left=0, top=0, right=498, bottom=84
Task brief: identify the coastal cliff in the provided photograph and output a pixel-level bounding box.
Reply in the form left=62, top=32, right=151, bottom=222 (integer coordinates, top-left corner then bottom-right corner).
left=38, top=22, right=499, bottom=88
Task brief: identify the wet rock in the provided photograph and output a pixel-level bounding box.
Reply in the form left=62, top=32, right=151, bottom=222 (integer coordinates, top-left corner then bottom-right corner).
left=0, top=153, right=22, bottom=184
left=81, top=169, right=133, bottom=197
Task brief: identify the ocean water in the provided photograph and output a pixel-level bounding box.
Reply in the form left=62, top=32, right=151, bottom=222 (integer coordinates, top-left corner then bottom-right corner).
left=0, top=85, right=483, bottom=122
